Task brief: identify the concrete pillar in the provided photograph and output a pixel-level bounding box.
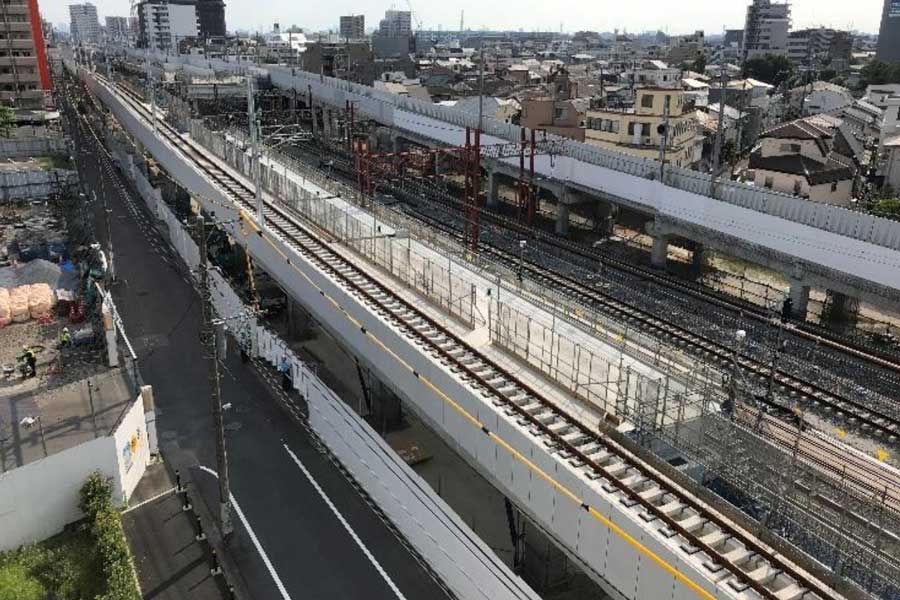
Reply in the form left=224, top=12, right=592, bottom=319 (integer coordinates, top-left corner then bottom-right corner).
left=826, top=290, right=857, bottom=326
left=102, top=300, right=119, bottom=368
left=311, top=105, right=320, bottom=137
left=141, top=385, right=158, bottom=455
left=594, top=201, right=614, bottom=236
left=650, top=234, right=670, bottom=268
left=788, top=278, right=810, bottom=320
left=322, top=109, right=333, bottom=138
left=555, top=202, right=570, bottom=236
left=486, top=168, right=500, bottom=209
left=691, top=243, right=704, bottom=271
left=391, top=133, right=402, bottom=154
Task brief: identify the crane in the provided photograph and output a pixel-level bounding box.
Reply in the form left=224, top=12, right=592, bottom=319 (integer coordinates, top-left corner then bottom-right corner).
left=403, top=0, right=424, bottom=31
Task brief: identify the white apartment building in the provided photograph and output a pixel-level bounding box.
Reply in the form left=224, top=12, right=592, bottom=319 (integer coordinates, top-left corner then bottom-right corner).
left=742, top=0, right=791, bottom=61
left=138, top=0, right=199, bottom=52
left=69, top=3, right=100, bottom=44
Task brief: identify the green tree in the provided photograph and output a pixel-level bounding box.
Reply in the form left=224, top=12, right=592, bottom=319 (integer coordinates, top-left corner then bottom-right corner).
left=743, top=54, right=795, bottom=87
left=691, top=54, right=707, bottom=73
left=0, top=105, right=14, bottom=138
left=873, top=198, right=900, bottom=220
left=818, top=68, right=836, bottom=82
left=859, top=61, right=900, bottom=86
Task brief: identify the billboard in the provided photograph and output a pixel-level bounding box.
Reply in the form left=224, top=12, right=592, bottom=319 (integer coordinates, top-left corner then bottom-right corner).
left=890, top=0, right=900, bottom=18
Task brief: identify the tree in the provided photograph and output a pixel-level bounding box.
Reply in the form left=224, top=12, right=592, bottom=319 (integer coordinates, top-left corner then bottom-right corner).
left=859, top=61, right=900, bottom=87
left=818, top=68, right=836, bottom=82
left=691, top=55, right=707, bottom=74
left=873, top=198, right=900, bottom=221
left=743, top=54, right=795, bottom=87
left=0, top=105, right=13, bottom=138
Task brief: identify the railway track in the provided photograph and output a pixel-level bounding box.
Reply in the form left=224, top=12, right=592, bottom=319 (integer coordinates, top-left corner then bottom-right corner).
left=102, top=74, right=849, bottom=600
left=260, top=135, right=900, bottom=445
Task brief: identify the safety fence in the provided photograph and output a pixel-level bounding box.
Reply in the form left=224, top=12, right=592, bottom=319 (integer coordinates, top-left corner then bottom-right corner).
left=191, top=121, right=483, bottom=328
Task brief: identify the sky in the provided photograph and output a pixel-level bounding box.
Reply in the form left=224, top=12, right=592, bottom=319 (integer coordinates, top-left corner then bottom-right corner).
left=43, top=0, right=886, bottom=36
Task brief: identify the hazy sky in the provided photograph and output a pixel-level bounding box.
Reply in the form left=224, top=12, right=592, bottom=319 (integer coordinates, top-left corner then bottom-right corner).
left=44, top=0, right=886, bottom=36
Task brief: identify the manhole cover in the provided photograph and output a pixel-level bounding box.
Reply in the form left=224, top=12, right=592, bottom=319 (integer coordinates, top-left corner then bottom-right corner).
left=225, top=422, right=242, bottom=432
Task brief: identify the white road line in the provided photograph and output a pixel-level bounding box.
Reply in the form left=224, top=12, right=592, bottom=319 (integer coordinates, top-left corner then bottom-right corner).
left=197, top=465, right=293, bottom=600
left=282, top=443, right=408, bottom=600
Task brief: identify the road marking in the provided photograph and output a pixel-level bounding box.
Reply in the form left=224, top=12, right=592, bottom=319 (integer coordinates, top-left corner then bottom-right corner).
left=282, top=443, right=408, bottom=600
left=197, top=465, right=292, bottom=600
left=122, top=486, right=176, bottom=514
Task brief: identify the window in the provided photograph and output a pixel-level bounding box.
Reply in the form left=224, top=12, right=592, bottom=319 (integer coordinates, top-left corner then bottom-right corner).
left=641, top=94, right=654, bottom=108
left=779, top=143, right=801, bottom=153
left=831, top=181, right=838, bottom=192
left=554, top=107, right=565, bottom=119
left=764, top=176, right=774, bottom=189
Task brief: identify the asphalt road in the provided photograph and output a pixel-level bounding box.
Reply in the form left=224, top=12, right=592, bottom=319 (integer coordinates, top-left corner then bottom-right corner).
left=62, top=79, right=453, bottom=600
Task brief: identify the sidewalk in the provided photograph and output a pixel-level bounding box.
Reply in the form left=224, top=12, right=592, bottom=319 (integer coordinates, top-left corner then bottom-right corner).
left=122, top=461, right=229, bottom=600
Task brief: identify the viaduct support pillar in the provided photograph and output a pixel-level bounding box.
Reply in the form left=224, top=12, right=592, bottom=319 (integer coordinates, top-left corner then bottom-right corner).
left=691, top=243, right=705, bottom=271
left=650, top=234, right=670, bottom=268
left=826, top=290, right=857, bottom=328
left=788, top=278, right=810, bottom=320
left=595, top=201, right=614, bottom=236
left=486, top=168, right=500, bottom=209
left=323, top=109, right=333, bottom=139
left=555, top=202, right=570, bottom=236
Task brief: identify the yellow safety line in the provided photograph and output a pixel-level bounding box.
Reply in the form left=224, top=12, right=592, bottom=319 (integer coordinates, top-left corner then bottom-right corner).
left=234, top=210, right=717, bottom=600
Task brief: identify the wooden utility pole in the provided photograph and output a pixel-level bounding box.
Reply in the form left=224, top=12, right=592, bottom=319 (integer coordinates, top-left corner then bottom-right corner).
left=197, top=216, right=233, bottom=537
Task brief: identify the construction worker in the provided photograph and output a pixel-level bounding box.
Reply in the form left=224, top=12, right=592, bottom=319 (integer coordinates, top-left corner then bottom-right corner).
left=279, top=356, right=292, bottom=391
left=20, top=346, right=36, bottom=378
left=60, top=327, right=72, bottom=348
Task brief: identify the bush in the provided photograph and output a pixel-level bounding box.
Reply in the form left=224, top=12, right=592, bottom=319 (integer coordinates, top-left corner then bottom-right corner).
left=78, top=472, right=141, bottom=600
left=0, top=562, right=43, bottom=600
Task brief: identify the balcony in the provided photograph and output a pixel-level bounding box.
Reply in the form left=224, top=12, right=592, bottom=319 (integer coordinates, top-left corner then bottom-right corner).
left=0, top=56, right=37, bottom=67
left=1, top=22, right=32, bottom=32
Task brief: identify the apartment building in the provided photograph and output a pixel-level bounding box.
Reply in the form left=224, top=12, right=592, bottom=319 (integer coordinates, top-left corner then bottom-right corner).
left=69, top=3, right=100, bottom=44
left=876, top=0, right=900, bottom=62
left=787, top=28, right=852, bottom=70
left=137, top=0, right=199, bottom=52
left=105, top=16, right=129, bottom=43
left=339, top=15, right=365, bottom=40
left=742, top=0, right=791, bottom=61
left=196, top=0, right=225, bottom=39
left=0, top=0, right=51, bottom=108
left=584, top=88, right=703, bottom=168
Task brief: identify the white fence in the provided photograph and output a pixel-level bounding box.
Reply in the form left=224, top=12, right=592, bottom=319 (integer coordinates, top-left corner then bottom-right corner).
left=0, top=169, right=77, bottom=201
left=0, top=137, right=67, bottom=159
left=111, top=133, right=539, bottom=600
left=0, top=392, right=150, bottom=552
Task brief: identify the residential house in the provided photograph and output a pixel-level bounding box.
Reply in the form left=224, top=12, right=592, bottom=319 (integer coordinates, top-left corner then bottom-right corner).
left=749, top=119, right=857, bottom=205
left=788, top=81, right=853, bottom=116
left=584, top=88, right=703, bottom=168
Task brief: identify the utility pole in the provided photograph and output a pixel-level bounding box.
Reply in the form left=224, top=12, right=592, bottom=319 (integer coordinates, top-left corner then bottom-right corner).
left=709, top=67, right=727, bottom=195
left=146, top=56, right=157, bottom=134
left=477, top=46, right=485, bottom=133
left=657, top=94, right=671, bottom=182
left=247, top=76, right=264, bottom=228
left=197, top=216, right=234, bottom=537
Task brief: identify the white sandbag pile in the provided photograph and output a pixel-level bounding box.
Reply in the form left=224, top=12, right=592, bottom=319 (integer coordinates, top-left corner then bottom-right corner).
left=9, top=286, right=30, bottom=323
left=28, top=283, right=54, bottom=319
left=0, top=284, right=56, bottom=327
